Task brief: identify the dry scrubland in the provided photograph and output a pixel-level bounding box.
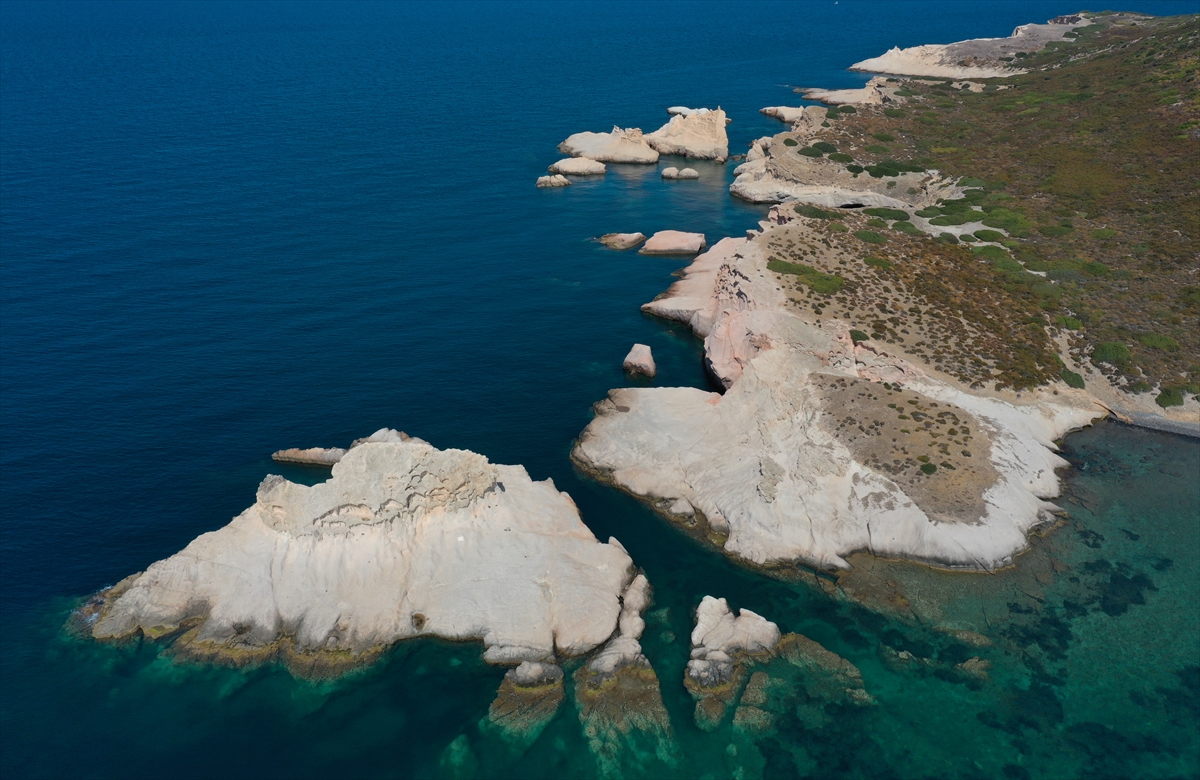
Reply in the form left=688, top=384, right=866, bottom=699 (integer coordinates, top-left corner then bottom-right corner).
left=772, top=12, right=1198, bottom=404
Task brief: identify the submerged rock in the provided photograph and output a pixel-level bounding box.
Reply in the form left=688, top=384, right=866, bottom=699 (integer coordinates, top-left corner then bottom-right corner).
left=573, top=574, right=676, bottom=778
left=638, top=231, right=706, bottom=255
left=548, top=157, right=606, bottom=176
left=623, top=344, right=657, bottom=378
left=487, top=661, right=565, bottom=747
left=685, top=596, right=781, bottom=730
left=646, top=107, right=728, bottom=162
left=559, top=127, right=659, bottom=164
left=663, top=167, right=699, bottom=180
left=599, top=232, right=647, bottom=251
left=88, top=432, right=636, bottom=676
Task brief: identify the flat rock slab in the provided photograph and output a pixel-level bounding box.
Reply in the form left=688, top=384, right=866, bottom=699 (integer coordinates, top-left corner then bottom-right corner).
left=548, top=158, right=606, bottom=175
left=600, top=232, right=647, bottom=250
left=639, top=230, right=706, bottom=255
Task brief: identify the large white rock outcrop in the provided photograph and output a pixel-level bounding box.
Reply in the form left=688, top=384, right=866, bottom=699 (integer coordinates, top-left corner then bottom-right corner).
left=622, top=344, right=657, bottom=378
left=687, top=596, right=780, bottom=687
left=645, top=108, right=728, bottom=162
left=574, top=224, right=1105, bottom=572
left=91, top=434, right=637, bottom=670
left=559, top=127, right=659, bottom=164
left=537, top=174, right=571, bottom=188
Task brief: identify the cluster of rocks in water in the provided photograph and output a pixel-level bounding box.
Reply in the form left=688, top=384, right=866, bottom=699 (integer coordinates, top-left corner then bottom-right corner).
left=534, top=107, right=728, bottom=187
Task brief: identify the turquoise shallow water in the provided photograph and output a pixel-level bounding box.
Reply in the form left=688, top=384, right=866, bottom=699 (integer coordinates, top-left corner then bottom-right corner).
left=2, top=2, right=1198, bottom=778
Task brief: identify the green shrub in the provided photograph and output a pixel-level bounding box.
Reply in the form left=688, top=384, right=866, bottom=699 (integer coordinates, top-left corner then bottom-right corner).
left=915, top=207, right=941, bottom=218
left=959, top=177, right=987, bottom=188
left=1137, top=333, right=1179, bottom=351
left=1093, top=342, right=1131, bottom=365
left=812, top=141, right=838, bottom=153
left=1092, top=228, right=1117, bottom=239
left=1055, top=316, right=1083, bottom=330
left=798, top=146, right=824, bottom=157
left=839, top=105, right=857, bottom=113
left=930, top=213, right=979, bottom=226
left=936, top=232, right=959, bottom=244
left=867, top=218, right=887, bottom=228
left=794, top=204, right=842, bottom=220
left=1130, top=380, right=1152, bottom=393
left=1039, top=224, right=1074, bottom=237
left=846, top=164, right=864, bottom=174
left=981, top=208, right=1033, bottom=236
left=850, top=329, right=870, bottom=343
left=1061, top=368, right=1085, bottom=388
left=1156, top=387, right=1185, bottom=408
left=884, top=108, right=906, bottom=118
left=961, top=234, right=977, bottom=243
left=783, top=138, right=798, bottom=147
left=892, top=220, right=922, bottom=236
left=829, top=223, right=849, bottom=233
left=1081, top=261, right=1109, bottom=277
left=828, top=152, right=854, bottom=163
left=864, top=207, right=909, bottom=221
left=973, top=229, right=1006, bottom=242
left=864, top=256, right=892, bottom=269
left=855, top=230, right=887, bottom=245
left=865, top=159, right=926, bottom=178
left=920, top=463, right=938, bottom=475
left=864, top=144, right=891, bottom=154
left=972, top=245, right=1008, bottom=261
left=767, top=259, right=845, bottom=294
left=825, top=110, right=840, bottom=120
left=872, top=133, right=895, bottom=142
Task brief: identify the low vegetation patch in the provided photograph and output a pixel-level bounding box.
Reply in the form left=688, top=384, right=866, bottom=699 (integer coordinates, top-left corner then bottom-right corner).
left=1061, top=368, right=1086, bottom=388
left=864, top=207, right=910, bottom=221
left=794, top=204, right=842, bottom=220
left=854, top=230, right=887, bottom=245
left=767, top=259, right=845, bottom=294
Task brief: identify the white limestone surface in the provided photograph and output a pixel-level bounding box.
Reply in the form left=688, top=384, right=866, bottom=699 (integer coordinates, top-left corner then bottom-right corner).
left=93, top=435, right=637, bottom=665
left=851, top=17, right=1091, bottom=78
left=639, top=231, right=706, bottom=255
left=559, top=126, right=659, bottom=164
left=272, top=447, right=347, bottom=466
left=687, top=596, right=780, bottom=686
left=645, top=108, right=729, bottom=162
left=537, top=174, right=571, bottom=188
left=549, top=158, right=607, bottom=175
left=574, top=229, right=1105, bottom=572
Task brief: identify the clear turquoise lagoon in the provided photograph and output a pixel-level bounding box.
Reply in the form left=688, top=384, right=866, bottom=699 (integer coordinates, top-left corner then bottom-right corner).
left=2, top=2, right=1197, bottom=777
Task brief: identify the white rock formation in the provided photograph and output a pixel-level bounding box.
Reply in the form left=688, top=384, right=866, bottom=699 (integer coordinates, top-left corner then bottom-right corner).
left=92, top=433, right=638, bottom=668
left=600, top=232, right=647, bottom=251
left=559, top=127, right=659, bottom=164
left=851, top=17, right=1091, bottom=78
left=573, top=224, right=1106, bottom=572
left=536, top=174, right=571, bottom=188
left=638, top=230, right=706, bottom=255
left=661, top=167, right=680, bottom=180
left=272, top=447, right=347, bottom=466
left=645, top=108, right=729, bottom=162
left=549, top=158, right=607, bottom=175
left=800, top=76, right=893, bottom=106
left=687, top=596, right=780, bottom=687
left=676, top=168, right=699, bottom=179
left=760, top=106, right=808, bottom=124
left=586, top=574, right=652, bottom=675
left=622, top=344, right=657, bottom=378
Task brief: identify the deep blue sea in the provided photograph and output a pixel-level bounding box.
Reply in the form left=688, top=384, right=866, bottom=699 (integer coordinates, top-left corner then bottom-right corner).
left=2, top=2, right=1197, bottom=778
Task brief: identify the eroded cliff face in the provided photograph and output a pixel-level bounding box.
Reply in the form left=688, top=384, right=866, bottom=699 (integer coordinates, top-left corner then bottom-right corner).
left=89, top=435, right=638, bottom=673
left=573, top=216, right=1103, bottom=572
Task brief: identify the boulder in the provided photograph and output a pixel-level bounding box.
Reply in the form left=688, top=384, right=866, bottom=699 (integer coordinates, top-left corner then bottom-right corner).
left=599, top=232, right=647, bottom=251
left=559, top=126, right=659, bottom=164
left=660, top=167, right=680, bottom=179
left=548, top=158, right=606, bottom=176
left=88, top=432, right=637, bottom=676
left=536, top=174, right=571, bottom=188
left=645, top=107, right=728, bottom=161
left=622, top=344, right=657, bottom=378
left=676, top=168, right=699, bottom=179
left=638, top=230, right=707, bottom=255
